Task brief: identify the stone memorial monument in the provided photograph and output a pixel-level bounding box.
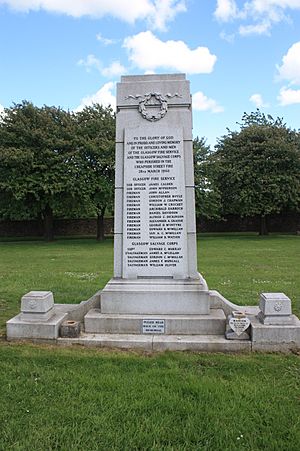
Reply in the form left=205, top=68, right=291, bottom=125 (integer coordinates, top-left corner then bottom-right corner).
left=97, top=74, right=208, bottom=313
left=84, top=74, right=223, bottom=340
left=6, top=74, right=300, bottom=352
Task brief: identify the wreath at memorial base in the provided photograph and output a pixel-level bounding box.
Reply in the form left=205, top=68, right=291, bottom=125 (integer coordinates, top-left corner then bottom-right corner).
left=138, top=93, right=168, bottom=122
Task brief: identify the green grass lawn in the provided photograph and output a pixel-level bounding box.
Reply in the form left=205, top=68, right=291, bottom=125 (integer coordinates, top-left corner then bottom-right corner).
left=0, top=238, right=114, bottom=336
left=0, top=345, right=300, bottom=450
left=0, top=234, right=299, bottom=334
left=0, top=235, right=300, bottom=450
left=198, top=233, right=300, bottom=313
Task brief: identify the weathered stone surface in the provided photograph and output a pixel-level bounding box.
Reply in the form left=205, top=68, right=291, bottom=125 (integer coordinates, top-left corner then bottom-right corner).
left=21, top=291, right=54, bottom=313
left=208, top=290, right=259, bottom=316
left=87, top=74, right=211, bottom=336
left=122, top=126, right=188, bottom=278
left=57, top=333, right=251, bottom=352
left=96, top=74, right=211, bottom=323
left=84, top=309, right=226, bottom=335
left=251, top=314, right=300, bottom=346
left=60, top=320, right=81, bottom=338
left=152, top=335, right=251, bottom=352
left=260, top=292, right=291, bottom=315
left=6, top=312, right=67, bottom=340
left=58, top=334, right=154, bottom=351
left=113, top=73, right=201, bottom=282
left=117, top=74, right=191, bottom=108
left=20, top=310, right=54, bottom=322
left=18, top=291, right=55, bottom=322
left=258, top=292, right=293, bottom=325
left=100, top=278, right=209, bottom=315
left=225, top=330, right=250, bottom=341
left=54, top=291, right=100, bottom=322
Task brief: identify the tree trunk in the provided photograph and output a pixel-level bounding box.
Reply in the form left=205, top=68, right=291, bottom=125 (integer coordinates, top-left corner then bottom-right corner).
left=96, top=208, right=106, bottom=241
left=43, top=204, right=54, bottom=241
left=259, top=215, right=268, bottom=236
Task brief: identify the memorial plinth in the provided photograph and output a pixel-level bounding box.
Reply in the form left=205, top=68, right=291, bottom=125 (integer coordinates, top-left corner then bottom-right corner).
left=99, top=74, right=209, bottom=318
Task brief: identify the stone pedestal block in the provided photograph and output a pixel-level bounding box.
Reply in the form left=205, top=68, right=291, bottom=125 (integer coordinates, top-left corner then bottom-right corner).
left=21, top=291, right=54, bottom=321
left=258, top=293, right=293, bottom=325
left=251, top=314, right=300, bottom=350
left=7, top=312, right=67, bottom=340
left=100, top=277, right=209, bottom=315
left=6, top=291, right=67, bottom=340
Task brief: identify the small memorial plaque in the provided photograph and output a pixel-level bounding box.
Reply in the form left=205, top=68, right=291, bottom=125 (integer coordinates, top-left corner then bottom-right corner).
left=229, top=312, right=250, bottom=336
left=142, top=319, right=165, bottom=334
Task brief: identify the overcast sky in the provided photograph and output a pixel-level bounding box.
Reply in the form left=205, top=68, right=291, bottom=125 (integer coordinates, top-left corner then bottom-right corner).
left=0, top=0, right=300, bottom=147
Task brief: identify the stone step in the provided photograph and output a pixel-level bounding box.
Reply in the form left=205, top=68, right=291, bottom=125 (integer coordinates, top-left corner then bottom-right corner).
left=57, top=333, right=251, bottom=352
left=84, top=308, right=226, bottom=335
left=100, top=278, right=210, bottom=315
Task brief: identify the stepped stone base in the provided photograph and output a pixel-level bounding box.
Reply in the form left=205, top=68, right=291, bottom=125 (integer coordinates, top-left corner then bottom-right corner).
left=251, top=314, right=300, bottom=350
left=101, top=277, right=209, bottom=315
left=85, top=309, right=226, bottom=335
left=7, top=312, right=67, bottom=340
left=58, top=333, right=251, bottom=352
left=6, top=288, right=300, bottom=352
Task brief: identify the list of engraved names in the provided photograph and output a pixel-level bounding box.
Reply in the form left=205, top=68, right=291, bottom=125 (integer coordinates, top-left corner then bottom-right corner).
left=123, top=128, right=187, bottom=278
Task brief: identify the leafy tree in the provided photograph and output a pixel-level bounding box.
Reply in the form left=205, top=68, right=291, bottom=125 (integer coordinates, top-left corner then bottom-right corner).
left=75, top=104, right=115, bottom=240
left=0, top=101, right=85, bottom=240
left=213, top=110, right=300, bottom=235
left=193, top=136, right=221, bottom=220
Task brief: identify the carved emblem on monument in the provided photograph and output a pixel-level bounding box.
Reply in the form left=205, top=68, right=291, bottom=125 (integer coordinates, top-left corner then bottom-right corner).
left=274, top=301, right=283, bottom=312
left=28, top=299, right=37, bottom=309
left=139, top=93, right=168, bottom=121
left=125, top=92, right=182, bottom=122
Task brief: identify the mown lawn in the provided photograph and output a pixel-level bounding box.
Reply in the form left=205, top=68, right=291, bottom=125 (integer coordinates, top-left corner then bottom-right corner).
left=0, top=344, right=300, bottom=450
left=198, top=233, right=300, bottom=312
left=0, top=238, right=114, bottom=336
left=0, top=234, right=299, bottom=450
left=0, top=234, right=299, bottom=334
